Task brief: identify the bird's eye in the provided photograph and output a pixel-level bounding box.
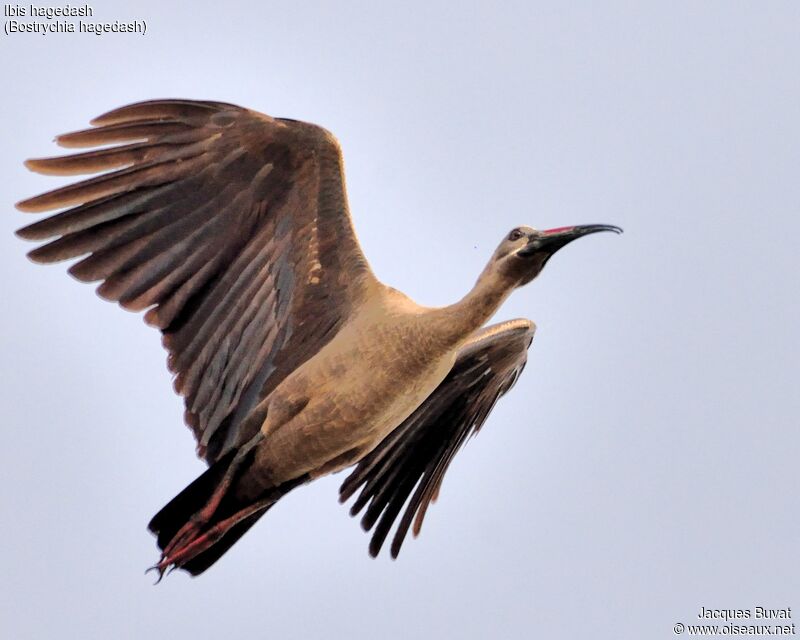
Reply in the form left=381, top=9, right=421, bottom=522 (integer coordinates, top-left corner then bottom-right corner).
left=508, top=229, right=523, bottom=241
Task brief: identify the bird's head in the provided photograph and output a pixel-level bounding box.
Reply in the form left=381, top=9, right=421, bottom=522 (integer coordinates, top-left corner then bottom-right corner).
left=490, top=224, right=623, bottom=286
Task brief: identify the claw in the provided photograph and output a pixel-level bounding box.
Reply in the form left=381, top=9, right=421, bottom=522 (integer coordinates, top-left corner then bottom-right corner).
left=145, top=563, right=166, bottom=585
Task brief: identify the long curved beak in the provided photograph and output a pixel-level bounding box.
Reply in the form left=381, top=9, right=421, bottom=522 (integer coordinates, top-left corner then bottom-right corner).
left=518, top=224, right=623, bottom=257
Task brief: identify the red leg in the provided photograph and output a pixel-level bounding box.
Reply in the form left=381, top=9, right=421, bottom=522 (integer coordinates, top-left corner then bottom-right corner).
left=159, top=437, right=262, bottom=560
left=154, top=497, right=273, bottom=576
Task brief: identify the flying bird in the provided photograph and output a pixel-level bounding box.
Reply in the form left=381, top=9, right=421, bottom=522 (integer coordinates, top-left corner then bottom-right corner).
left=15, top=99, right=621, bottom=579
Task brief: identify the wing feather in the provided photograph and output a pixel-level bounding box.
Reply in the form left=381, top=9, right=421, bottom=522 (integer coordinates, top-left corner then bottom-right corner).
left=18, top=99, right=376, bottom=463
left=340, top=319, right=535, bottom=558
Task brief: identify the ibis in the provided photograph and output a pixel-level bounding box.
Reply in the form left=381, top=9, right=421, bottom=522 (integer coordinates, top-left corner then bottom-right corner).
left=15, top=99, right=621, bottom=579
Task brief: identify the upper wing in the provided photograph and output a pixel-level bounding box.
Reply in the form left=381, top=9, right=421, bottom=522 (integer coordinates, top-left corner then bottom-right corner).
left=17, top=99, right=377, bottom=463
left=339, top=318, right=535, bottom=558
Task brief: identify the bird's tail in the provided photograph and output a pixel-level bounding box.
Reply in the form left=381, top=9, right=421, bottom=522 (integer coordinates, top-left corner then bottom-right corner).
left=148, top=444, right=307, bottom=579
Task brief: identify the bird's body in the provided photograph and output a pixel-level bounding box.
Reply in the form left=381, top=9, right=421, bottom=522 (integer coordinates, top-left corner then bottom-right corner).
left=253, top=284, right=456, bottom=484
left=242, top=266, right=518, bottom=489
left=16, top=99, right=620, bottom=578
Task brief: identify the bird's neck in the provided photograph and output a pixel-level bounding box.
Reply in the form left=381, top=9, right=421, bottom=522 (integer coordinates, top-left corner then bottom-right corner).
left=435, top=266, right=517, bottom=345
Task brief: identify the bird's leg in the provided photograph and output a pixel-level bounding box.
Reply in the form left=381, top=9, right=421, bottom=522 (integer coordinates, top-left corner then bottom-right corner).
left=160, top=434, right=264, bottom=562
left=154, top=497, right=274, bottom=575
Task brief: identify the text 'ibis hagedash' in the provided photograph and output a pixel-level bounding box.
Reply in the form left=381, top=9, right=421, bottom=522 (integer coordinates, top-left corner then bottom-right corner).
left=15, top=99, right=621, bottom=579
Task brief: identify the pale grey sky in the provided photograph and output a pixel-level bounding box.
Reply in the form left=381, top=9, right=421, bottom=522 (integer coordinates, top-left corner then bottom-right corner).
left=1, top=2, right=798, bottom=639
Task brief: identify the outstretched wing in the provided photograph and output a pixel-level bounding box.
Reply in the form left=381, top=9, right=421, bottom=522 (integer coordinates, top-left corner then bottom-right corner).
left=17, top=99, right=377, bottom=463
left=339, top=318, right=535, bottom=558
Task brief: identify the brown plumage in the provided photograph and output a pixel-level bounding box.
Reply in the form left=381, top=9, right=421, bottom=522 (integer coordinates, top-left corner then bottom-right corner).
left=16, top=99, right=621, bottom=578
